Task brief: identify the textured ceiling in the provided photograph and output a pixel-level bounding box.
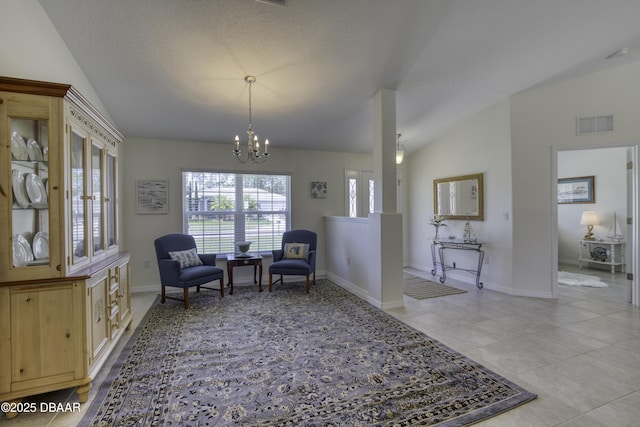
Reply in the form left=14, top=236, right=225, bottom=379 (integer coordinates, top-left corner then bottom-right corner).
left=38, top=0, right=640, bottom=154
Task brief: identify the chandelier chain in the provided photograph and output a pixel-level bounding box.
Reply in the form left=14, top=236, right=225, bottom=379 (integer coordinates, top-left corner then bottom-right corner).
left=247, top=79, right=253, bottom=132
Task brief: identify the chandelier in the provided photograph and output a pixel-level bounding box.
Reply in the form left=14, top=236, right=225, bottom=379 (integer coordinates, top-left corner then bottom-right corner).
left=233, top=75, right=270, bottom=164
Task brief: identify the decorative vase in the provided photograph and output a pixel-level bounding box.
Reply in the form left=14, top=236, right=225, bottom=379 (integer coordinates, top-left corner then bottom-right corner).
left=463, top=220, right=477, bottom=243
left=236, top=241, right=252, bottom=255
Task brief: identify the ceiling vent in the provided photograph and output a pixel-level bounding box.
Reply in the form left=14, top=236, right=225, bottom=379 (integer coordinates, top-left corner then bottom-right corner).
left=255, top=0, right=288, bottom=6
left=576, top=115, right=614, bottom=135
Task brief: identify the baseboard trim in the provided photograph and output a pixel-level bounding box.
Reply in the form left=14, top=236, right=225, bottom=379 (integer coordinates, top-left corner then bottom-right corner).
left=325, top=272, right=369, bottom=301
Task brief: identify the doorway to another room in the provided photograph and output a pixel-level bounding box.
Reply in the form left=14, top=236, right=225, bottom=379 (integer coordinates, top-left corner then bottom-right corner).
left=555, top=146, right=636, bottom=306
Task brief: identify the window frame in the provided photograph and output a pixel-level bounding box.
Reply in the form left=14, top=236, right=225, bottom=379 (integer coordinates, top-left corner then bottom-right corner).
left=182, top=169, right=291, bottom=255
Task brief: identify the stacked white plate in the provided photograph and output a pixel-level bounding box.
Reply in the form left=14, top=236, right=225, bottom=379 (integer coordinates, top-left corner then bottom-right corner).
left=11, top=132, right=28, bottom=160
left=27, top=138, right=44, bottom=161
left=12, top=234, right=34, bottom=267
left=25, top=173, right=47, bottom=205
left=33, top=231, right=49, bottom=260
left=12, top=169, right=29, bottom=208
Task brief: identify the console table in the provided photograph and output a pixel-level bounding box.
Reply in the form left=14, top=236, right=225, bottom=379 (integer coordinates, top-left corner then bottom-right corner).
left=431, top=240, right=485, bottom=289
left=226, top=253, right=264, bottom=293
left=578, top=240, right=625, bottom=273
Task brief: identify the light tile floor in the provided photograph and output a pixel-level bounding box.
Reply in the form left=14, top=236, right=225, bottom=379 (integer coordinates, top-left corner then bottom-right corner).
left=388, top=265, right=640, bottom=427
left=3, top=266, right=639, bottom=426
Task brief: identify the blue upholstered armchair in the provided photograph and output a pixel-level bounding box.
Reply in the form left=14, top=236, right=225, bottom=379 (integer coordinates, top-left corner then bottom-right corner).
left=269, top=229, right=317, bottom=293
left=154, top=234, right=225, bottom=309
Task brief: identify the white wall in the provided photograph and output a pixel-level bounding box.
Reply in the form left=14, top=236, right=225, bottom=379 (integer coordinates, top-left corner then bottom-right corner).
left=407, top=99, right=513, bottom=291
left=324, top=216, right=370, bottom=298
left=123, top=138, right=372, bottom=291
left=557, top=148, right=627, bottom=265
left=0, top=0, right=110, bottom=120
left=511, top=60, right=640, bottom=298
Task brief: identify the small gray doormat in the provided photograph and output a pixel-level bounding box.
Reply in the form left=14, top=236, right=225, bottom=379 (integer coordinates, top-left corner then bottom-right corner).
left=403, top=273, right=467, bottom=299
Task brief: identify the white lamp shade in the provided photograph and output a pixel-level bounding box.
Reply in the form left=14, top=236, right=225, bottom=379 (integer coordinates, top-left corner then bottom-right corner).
left=580, top=210, right=599, bottom=225
left=395, top=147, right=405, bottom=164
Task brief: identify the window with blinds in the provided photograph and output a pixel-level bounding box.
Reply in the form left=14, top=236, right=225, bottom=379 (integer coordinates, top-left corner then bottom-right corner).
left=182, top=171, right=290, bottom=254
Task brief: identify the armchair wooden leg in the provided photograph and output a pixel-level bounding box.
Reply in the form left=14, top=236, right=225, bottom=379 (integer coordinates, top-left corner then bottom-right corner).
left=313, top=271, right=316, bottom=286
left=305, top=275, right=310, bottom=294
left=269, top=273, right=273, bottom=292
left=219, top=278, right=224, bottom=298
left=184, top=288, right=189, bottom=309
left=197, top=285, right=201, bottom=293
left=161, top=285, right=166, bottom=304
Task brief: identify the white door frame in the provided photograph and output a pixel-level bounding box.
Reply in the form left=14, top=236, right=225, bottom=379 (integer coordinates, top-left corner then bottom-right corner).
left=552, top=143, right=638, bottom=306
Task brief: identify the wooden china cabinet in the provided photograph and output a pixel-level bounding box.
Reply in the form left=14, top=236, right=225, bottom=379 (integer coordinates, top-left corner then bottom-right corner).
left=0, top=76, right=131, bottom=418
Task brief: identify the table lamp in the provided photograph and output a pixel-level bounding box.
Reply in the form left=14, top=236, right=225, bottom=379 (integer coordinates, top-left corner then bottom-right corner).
left=580, top=210, right=599, bottom=241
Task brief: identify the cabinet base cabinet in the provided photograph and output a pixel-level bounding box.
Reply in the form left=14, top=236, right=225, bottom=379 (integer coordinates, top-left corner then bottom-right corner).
left=0, top=253, right=131, bottom=413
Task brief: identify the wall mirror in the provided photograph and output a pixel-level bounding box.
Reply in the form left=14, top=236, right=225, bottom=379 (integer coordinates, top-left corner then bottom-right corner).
left=434, top=173, right=484, bottom=220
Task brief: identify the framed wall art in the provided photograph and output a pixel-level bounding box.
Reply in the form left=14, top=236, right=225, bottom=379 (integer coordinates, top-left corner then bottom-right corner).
left=136, top=179, right=169, bottom=214
left=311, top=181, right=327, bottom=199
left=558, top=176, right=594, bottom=204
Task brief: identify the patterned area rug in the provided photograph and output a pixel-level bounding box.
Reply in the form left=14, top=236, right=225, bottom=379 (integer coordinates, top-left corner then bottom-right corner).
left=80, top=279, right=535, bottom=426
left=403, top=273, right=467, bottom=299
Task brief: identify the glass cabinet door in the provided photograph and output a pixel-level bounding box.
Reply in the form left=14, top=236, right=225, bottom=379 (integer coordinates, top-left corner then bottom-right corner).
left=106, top=151, right=117, bottom=250
left=67, top=126, right=117, bottom=272
left=1, top=91, right=61, bottom=281
left=91, top=141, right=104, bottom=256
left=10, top=119, right=49, bottom=267
left=70, top=128, right=88, bottom=266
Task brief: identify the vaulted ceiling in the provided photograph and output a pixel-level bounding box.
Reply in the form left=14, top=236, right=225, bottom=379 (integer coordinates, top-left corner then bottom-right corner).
left=38, top=0, right=640, bottom=155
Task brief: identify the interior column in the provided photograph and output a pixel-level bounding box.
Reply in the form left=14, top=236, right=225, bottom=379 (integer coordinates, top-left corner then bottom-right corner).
left=368, top=88, right=403, bottom=309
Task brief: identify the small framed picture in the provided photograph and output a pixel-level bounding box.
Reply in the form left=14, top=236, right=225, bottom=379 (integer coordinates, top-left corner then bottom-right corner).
left=311, top=181, right=327, bottom=199
left=558, top=176, right=595, bottom=204
left=136, top=179, right=169, bottom=214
